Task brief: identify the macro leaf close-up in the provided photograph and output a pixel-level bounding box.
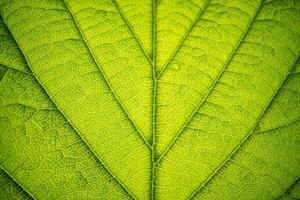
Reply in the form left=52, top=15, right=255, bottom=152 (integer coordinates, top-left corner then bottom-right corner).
left=0, top=0, right=300, bottom=199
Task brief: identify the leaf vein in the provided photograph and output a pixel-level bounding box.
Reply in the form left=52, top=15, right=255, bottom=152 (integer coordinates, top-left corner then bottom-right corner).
left=254, top=117, right=300, bottom=134
left=1, top=14, right=136, bottom=200
left=0, top=166, right=35, bottom=200
left=155, top=0, right=262, bottom=164
left=156, top=0, right=210, bottom=79
left=187, top=54, right=300, bottom=200
left=277, top=178, right=300, bottom=200
left=112, top=0, right=153, bottom=64
left=61, top=0, right=151, bottom=148
left=151, top=0, right=157, bottom=198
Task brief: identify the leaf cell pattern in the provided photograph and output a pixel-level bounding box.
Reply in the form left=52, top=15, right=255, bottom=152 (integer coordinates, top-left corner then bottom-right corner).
left=0, top=0, right=299, bottom=199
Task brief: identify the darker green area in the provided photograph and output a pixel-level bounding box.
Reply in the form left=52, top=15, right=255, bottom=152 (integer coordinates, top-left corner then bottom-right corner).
left=0, top=64, right=8, bottom=81
left=0, top=169, right=33, bottom=200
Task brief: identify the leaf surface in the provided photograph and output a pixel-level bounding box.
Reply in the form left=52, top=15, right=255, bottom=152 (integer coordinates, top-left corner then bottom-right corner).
left=0, top=0, right=299, bottom=199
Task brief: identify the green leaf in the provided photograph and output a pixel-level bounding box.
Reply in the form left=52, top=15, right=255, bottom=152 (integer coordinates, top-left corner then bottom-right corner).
left=0, top=0, right=299, bottom=199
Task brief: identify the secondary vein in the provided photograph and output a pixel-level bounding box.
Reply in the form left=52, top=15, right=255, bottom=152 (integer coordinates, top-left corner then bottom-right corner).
left=62, top=0, right=151, bottom=149
left=112, top=0, right=153, bottom=65
left=254, top=117, right=300, bottom=134
left=277, top=178, right=300, bottom=200
left=156, top=0, right=210, bottom=79
left=187, top=54, right=300, bottom=199
left=1, top=13, right=136, bottom=200
left=0, top=167, right=35, bottom=200
left=155, top=0, right=262, bottom=165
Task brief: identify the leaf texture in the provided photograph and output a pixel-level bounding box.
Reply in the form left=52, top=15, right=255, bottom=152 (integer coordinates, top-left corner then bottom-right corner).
left=0, top=0, right=299, bottom=199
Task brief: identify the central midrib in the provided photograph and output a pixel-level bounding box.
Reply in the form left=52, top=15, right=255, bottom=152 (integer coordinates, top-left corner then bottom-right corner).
left=149, top=1, right=264, bottom=199
left=150, top=1, right=213, bottom=198
left=150, top=0, right=157, bottom=199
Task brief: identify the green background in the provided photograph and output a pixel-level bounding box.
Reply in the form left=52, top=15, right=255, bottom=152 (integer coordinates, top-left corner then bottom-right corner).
left=0, top=0, right=299, bottom=199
